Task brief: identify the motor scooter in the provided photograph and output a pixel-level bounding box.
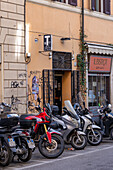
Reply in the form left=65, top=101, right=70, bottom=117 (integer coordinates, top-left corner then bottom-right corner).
left=50, top=101, right=87, bottom=150
left=74, top=103, right=102, bottom=146
left=0, top=109, right=36, bottom=165
left=97, top=104, right=113, bottom=139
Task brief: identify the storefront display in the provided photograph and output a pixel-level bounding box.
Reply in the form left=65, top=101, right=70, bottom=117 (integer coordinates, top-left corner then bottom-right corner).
left=88, top=55, right=111, bottom=107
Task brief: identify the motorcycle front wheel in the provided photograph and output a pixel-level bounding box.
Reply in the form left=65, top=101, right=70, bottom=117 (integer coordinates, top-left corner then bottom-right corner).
left=38, top=134, right=64, bottom=159
left=0, top=141, right=12, bottom=166
left=18, top=139, right=32, bottom=162
left=71, top=134, right=87, bottom=150
left=87, top=129, right=102, bottom=146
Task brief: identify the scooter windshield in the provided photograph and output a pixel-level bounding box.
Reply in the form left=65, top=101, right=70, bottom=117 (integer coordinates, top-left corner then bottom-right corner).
left=64, top=100, right=80, bottom=120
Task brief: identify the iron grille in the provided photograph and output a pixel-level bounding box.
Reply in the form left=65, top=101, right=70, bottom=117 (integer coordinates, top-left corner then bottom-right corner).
left=43, top=70, right=54, bottom=105
left=53, top=52, right=72, bottom=70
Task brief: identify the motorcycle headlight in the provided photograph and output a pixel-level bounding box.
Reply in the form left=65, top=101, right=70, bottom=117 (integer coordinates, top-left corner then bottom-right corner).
left=36, top=118, right=43, bottom=122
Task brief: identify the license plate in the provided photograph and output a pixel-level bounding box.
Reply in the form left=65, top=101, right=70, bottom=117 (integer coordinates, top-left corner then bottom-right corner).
left=8, top=138, right=16, bottom=147
left=27, top=139, right=35, bottom=149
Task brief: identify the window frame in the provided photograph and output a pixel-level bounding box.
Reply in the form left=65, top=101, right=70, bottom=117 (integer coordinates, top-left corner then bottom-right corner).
left=91, top=0, right=110, bottom=15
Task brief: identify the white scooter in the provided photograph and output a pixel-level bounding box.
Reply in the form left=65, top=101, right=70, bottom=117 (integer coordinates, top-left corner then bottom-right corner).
left=74, top=103, right=102, bottom=146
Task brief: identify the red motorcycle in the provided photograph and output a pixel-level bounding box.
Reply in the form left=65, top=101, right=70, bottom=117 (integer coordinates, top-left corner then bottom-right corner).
left=20, top=102, right=64, bottom=159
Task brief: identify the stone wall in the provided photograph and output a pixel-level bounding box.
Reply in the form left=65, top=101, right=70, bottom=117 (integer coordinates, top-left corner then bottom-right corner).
left=0, top=0, right=26, bottom=114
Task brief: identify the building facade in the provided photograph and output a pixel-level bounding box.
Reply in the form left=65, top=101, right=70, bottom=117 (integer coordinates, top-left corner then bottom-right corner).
left=26, top=0, right=113, bottom=113
left=1, top=0, right=112, bottom=114
left=0, top=0, right=27, bottom=114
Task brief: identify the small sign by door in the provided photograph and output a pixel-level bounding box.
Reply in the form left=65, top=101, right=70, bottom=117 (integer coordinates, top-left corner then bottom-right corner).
left=44, top=34, right=52, bottom=51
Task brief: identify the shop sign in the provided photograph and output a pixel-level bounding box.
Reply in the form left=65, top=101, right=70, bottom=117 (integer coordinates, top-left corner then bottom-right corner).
left=44, top=34, right=52, bottom=51
left=89, top=56, right=111, bottom=72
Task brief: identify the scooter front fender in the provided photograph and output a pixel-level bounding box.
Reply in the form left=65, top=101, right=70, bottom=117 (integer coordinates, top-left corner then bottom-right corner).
left=77, top=131, right=86, bottom=136
left=91, top=124, right=101, bottom=130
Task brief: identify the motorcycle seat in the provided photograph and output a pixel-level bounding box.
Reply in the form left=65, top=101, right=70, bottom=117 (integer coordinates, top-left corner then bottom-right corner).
left=0, top=127, right=11, bottom=133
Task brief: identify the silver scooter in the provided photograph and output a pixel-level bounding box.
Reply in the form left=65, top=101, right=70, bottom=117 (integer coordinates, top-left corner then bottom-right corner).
left=74, top=103, right=102, bottom=146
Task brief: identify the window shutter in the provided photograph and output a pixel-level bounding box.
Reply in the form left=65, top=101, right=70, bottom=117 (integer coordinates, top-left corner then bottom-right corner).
left=91, top=0, right=95, bottom=11
left=103, top=0, right=111, bottom=15
left=68, top=0, right=77, bottom=6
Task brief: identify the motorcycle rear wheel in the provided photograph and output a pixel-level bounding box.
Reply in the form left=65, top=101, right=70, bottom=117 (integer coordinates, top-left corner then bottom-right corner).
left=18, top=139, right=32, bottom=162
left=0, top=141, right=12, bottom=166
left=38, top=134, right=64, bottom=159
left=71, top=134, right=87, bottom=150
left=87, top=129, right=102, bottom=146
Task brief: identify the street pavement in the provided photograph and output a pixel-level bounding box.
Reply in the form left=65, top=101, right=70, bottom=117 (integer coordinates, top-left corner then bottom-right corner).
left=2, top=138, right=113, bottom=170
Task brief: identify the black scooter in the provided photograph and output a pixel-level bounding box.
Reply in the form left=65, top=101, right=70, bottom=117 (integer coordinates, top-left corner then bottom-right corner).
left=97, top=104, right=113, bottom=139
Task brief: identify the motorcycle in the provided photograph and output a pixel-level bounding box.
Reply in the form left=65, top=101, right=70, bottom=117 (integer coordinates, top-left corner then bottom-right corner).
left=11, top=125, right=35, bottom=162
left=0, top=116, right=18, bottom=166
left=74, top=103, right=102, bottom=146
left=0, top=113, right=36, bottom=165
left=21, top=100, right=64, bottom=159
left=97, top=104, right=113, bottom=139
left=0, top=129, right=15, bottom=166
left=51, top=100, right=87, bottom=150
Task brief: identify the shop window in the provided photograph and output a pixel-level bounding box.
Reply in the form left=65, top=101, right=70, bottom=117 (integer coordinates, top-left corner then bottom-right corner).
left=88, top=75, right=110, bottom=107
left=91, top=0, right=111, bottom=15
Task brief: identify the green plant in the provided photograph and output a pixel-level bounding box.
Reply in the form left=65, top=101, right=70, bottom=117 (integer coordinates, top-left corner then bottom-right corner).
left=77, top=27, right=87, bottom=99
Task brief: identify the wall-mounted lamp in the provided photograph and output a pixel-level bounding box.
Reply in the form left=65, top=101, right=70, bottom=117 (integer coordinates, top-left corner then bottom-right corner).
left=60, top=37, right=70, bottom=43
left=49, top=52, right=52, bottom=59
left=60, top=38, right=70, bottom=41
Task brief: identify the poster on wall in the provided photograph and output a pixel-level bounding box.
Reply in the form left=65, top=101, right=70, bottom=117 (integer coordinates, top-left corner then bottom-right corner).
left=32, top=76, right=39, bottom=100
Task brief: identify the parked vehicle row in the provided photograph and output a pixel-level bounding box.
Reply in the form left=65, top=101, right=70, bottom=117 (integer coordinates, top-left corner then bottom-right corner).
left=0, top=98, right=113, bottom=167
left=0, top=101, right=64, bottom=166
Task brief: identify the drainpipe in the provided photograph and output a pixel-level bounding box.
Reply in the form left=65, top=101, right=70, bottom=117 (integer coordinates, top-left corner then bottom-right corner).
left=1, top=45, right=4, bottom=102
left=24, top=0, right=28, bottom=114
left=82, top=0, right=84, bottom=81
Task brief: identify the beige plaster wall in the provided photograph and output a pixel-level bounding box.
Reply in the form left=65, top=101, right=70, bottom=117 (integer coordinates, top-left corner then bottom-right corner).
left=26, top=1, right=113, bottom=72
